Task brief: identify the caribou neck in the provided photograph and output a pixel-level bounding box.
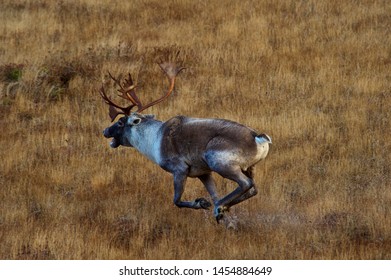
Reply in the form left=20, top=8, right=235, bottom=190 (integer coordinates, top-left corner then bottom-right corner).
left=129, top=119, right=164, bottom=165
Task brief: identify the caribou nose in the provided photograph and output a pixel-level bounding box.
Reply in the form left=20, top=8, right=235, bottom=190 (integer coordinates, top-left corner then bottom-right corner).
left=103, top=128, right=110, bottom=138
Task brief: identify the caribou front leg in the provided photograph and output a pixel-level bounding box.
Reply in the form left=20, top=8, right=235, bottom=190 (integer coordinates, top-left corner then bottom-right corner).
left=173, top=173, right=211, bottom=210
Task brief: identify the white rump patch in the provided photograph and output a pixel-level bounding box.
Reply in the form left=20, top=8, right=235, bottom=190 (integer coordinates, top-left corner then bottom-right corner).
left=255, top=134, right=272, bottom=145
left=255, top=134, right=271, bottom=160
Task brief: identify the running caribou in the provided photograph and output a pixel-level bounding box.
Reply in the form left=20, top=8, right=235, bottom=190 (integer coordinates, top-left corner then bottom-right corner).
left=100, top=62, right=271, bottom=222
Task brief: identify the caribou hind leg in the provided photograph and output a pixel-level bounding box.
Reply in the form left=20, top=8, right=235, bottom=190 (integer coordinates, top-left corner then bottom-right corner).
left=198, top=172, right=257, bottom=214
left=198, top=173, right=258, bottom=222
left=225, top=186, right=258, bottom=209
left=204, top=150, right=258, bottom=222
left=211, top=165, right=255, bottom=222
left=198, top=174, right=219, bottom=205
left=225, top=166, right=258, bottom=209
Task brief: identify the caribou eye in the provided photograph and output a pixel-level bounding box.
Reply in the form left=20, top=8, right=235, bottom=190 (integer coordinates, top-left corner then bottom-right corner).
left=117, top=119, right=124, bottom=127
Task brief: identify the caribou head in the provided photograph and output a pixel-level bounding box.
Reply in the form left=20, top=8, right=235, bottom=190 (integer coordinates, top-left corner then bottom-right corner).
left=100, top=62, right=184, bottom=149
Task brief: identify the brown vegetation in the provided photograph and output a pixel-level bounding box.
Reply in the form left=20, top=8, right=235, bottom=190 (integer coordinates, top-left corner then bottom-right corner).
left=0, top=0, right=390, bottom=259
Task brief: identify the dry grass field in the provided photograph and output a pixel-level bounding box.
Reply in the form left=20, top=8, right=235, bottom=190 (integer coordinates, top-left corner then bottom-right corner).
left=1, top=0, right=390, bottom=259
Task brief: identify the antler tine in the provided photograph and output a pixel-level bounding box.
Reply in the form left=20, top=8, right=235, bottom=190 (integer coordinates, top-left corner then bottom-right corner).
left=99, top=85, right=135, bottom=122
left=123, top=73, right=143, bottom=107
left=109, top=72, right=143, bottom=109
left=108, top=72, right=130, bottom=95
left=137, top=62, right=185, bottom=113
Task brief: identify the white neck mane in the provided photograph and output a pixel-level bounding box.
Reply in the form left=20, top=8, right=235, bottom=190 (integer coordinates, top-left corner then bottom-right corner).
left=130, top=121, right=163, bottom=165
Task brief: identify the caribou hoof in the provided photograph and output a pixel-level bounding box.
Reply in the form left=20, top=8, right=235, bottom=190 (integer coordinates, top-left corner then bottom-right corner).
left=214, top=205, right=227, bottom=223
left=195, top=198, right=212, bottom=209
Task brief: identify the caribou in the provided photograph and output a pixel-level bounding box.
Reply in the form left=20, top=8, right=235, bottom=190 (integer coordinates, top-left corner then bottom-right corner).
left=100, top=62, right=271, bottom=222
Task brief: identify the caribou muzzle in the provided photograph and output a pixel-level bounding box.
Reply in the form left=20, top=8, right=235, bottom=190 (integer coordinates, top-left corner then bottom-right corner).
left=103, top=127, right=121, bottom=148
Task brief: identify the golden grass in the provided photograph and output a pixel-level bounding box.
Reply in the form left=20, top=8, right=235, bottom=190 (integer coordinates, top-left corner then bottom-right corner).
left=1, top=0, right=390, bottom=259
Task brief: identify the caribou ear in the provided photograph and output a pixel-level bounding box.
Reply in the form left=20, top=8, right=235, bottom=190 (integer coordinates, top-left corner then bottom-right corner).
left=127, top=116, right=142, bottom=126
left=132, top=118, right=142, bottom=125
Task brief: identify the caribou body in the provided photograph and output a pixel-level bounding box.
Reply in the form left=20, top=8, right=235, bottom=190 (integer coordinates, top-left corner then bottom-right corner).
left=100, top=62, right=271, bottom=222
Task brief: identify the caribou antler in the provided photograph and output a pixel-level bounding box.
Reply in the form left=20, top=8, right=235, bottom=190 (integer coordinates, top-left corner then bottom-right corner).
left=108, top=72, right=143, bottom=110
left=137, top=62, right=185, bottom=113
left=99, top=62, right=185, bottom=121
left=99, top=76, right=137, bottom=122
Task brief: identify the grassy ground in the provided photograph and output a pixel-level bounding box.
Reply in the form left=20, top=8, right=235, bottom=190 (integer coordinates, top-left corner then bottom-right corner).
left=0, top=0, right=390, bottom=259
